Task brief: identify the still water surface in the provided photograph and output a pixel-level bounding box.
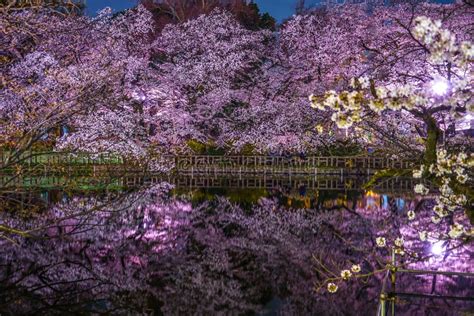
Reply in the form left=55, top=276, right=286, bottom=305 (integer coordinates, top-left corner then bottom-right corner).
left=0, top=176, right=472, bottom=315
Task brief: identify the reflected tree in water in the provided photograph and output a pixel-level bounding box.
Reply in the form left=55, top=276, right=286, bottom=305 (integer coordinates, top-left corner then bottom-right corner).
left=1, top=184, right=472, bottom=314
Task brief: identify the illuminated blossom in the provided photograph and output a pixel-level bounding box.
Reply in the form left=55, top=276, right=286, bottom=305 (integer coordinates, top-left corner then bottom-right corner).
left=315, top=124, right=324, bottom=134
left=309, top=95, right=325, bottom=111
left=394, top=248, right=405, bottom=256
left=340, top=269, right=352, bottom=280
left=419, top=231, right=428, bottom=241
left=368, top=100, right=384, bottom=114
left=448, top=223, right=464, bottom=239
left=412, top=166, right=423, bottom=178
left=375, top=87, right=388, bottom=99
left=394, top=237, right=404, bottom=248
left=327, top=283, right=338, bottom=293
left=433, top=204, right=448, bottom=218
left=456, top=174, right=468, bottom=184
left=331, top=112, right=353, bottom=129
left=350, top=264, right=361, bottom=273
left=376, top=237, right=386, bottom=247
left=414, top=184, right=429, bottom=195
left=455, top=195, right=467, bottom=205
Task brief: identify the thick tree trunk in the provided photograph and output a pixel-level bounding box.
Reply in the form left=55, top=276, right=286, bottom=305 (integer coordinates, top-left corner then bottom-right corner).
left=423, top=114, right=440, bottom=165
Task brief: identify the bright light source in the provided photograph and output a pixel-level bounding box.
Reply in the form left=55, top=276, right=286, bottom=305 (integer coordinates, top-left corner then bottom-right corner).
left=431, top=79, right=449, bottom=96
left=431, top=241, right=445, bottom=256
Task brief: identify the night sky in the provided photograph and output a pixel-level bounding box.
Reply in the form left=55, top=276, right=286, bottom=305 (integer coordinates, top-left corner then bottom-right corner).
left=255, top=0, right=318, bottom=22
left=85, top=0, right=321, bottom=22
left=85, top=0, right=453, bottom=22
left=85, top=0, right=137, bottom=16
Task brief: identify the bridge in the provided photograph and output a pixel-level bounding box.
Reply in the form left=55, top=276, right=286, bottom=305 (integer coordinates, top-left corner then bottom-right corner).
left=0, top=152, right=416, bottom=180
left=0, top=173, right=424, bottom=194
left=167, top=155, right=414, bottom=175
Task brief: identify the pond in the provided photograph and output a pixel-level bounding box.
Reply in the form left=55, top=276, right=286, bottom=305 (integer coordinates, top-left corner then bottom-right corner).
left=0, top=175, right=472, bottom=315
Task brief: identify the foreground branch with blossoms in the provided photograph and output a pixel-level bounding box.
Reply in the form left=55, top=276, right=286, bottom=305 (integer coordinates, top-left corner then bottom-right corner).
left=310, top=16, right=472, bottom=164
left=309, top=15, right=473, bottom=296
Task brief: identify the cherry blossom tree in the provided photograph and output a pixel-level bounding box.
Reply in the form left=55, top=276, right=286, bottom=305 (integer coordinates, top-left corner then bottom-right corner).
left=0, top=184, right=174, bottom=314
left=51, top=5, right=167, bottom=157
left=152, top=10, right=272, bottom=149
left=222, top=61, right=337, bottom=153
left=0, top=186, right=325, bottom=314
left=2, top=1, right=471, bottom=160
left=1, top=3, right=190, bottom=168
left=280, top=6, right=371, bottom=93
left=307, top=7, right=473, bottom=297
left=308, top=3, right=473, bottom=162
left=222, top=5, right=373, bottom=153
left=2, top=183, right=472, bottom=314
left=0, top=3, right=92, bottom=167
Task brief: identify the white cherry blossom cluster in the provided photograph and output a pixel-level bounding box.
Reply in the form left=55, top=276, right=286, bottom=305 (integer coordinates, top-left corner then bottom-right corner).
left=376, top=236, right=386, bottom=247
left=309, top=16, right=473, bottom=130
left=375, top=236, right=406, bottom=255
left=429, top=149, right=472, bottom=184
left=432, top=152, right=470, bottom=220
left=326, top=264, right=362, bottom=293
left=393, top=237, right=405, bottom=256
left=412, top=148, right=472, bottom=239
left=412, top=16, right=457, bottom=65
left=309, top=89, right=364, bottom=129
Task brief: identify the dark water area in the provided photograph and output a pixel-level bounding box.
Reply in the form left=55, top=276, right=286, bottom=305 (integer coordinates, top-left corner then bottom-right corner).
left=0, top=176, right=472, bottom=315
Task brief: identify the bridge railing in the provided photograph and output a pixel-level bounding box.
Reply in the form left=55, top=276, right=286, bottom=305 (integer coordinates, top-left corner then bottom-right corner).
left=168, top=155, right=415, bottom=171
left=0, top=173, right=424, bottom=193
left=0, top=151, right=125, bottom=166
left=1, top=152, right=416, bottom=173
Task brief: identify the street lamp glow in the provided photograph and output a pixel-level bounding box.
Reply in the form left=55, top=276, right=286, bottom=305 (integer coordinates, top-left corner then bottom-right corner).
left=431, top=78, right=449, bottom=96
left=431, top=241, right=445, bottom=256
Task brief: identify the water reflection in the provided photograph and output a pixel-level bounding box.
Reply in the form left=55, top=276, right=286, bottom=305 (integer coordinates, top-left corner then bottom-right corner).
left=0, top=179, right=472, bottom=315
left=172, top=177, right=415, bottom=213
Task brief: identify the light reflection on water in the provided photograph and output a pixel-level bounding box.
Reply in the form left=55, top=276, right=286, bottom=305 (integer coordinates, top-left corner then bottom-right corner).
left=0, top=177, right=472, bottom=315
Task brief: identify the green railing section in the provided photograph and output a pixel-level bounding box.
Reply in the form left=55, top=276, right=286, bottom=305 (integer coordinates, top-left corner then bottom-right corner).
left=1, top=151, right=124, bottom=167
left=1, top=152, right=416, bottom=180
left=169, top=155, right=415, bottom=173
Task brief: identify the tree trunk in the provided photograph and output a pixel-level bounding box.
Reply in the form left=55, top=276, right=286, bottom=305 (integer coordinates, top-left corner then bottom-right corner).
left=423, top=114, right=440, bottom=165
